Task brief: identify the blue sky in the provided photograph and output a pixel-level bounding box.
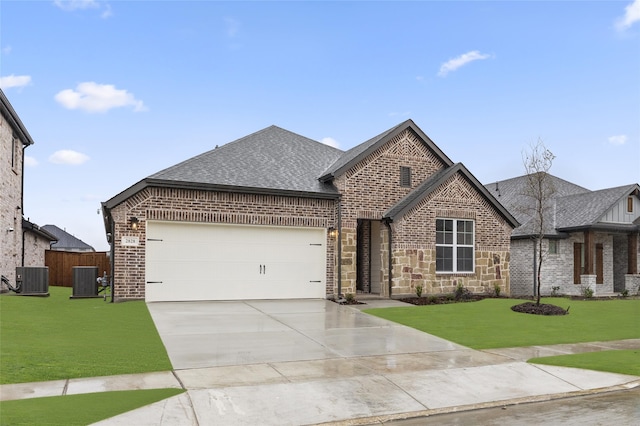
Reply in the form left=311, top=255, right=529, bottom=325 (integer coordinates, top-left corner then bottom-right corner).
left=2, top=0, right=639, bottom=252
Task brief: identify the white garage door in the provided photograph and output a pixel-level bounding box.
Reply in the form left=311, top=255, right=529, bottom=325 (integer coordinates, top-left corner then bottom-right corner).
left=145, top=221, right=327, bottom=302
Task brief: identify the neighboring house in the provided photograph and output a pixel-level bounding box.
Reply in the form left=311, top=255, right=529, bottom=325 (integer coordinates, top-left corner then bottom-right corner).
left=487, top=174, right=640, bottom=296
left=22, top=219, right=58, bottom=266
left=41, top=224, right=95, bottom=252
left=102, top=120, right=518, bottom=302
left=0, top=89, right=35, bottom=290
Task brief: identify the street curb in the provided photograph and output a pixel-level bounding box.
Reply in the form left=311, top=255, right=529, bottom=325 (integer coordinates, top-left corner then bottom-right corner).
left=317, top=379, right=640, bottom=425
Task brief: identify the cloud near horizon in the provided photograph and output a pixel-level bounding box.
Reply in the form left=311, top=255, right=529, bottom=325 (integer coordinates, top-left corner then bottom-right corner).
left=608, top=135, right=628, bottom=145
left=321, top=137, right=340, bottom=149
left=0, top=74, right=32, bottom=89
left=55, top=82, right=146, bottom=113
left=615, top=0, right=640, bottom=31
left=438, top=50, right=492, bottom=77
left=49, top=150, right=90, bottom=165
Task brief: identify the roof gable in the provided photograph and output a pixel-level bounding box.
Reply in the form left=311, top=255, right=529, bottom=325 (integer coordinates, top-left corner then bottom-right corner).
left=384, top=163, right=518, bottom=228
left=556, top=184, right=640, bottom=230
left=319, top=119, right=453, bottom=182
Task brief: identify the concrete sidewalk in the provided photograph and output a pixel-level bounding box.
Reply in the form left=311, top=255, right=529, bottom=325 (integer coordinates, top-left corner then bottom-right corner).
left=1, top=300, right=638, bottom=425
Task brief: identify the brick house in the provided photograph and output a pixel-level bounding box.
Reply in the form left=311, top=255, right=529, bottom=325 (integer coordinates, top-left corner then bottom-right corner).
left=1, top=90, right=36, bottom=289
left=487, top=174, right=640, bottom=297
left=102, top=120, right=517, bottom=302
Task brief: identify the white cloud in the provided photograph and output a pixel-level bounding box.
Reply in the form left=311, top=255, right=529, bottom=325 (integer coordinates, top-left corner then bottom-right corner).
left=53, top=0, right=100, bottom=11
left=615, top=0, right=640, bottom=31
left=54, top=0, right=112, bottom=18
left=49, top=150, right=90, bottom=165
left=388, top=111, right=411, bottom=118
left=438, top=50, right=492, bottom=77
left=24, top=156, right=39, bottom=167
left=55, top=82, right=146, bottom=113
left=608, top=134, right=628, bottom=145
left=321, top=137, right=340, bottom=149
left=2, top=45, right=12, bottom=54
left=0, top=74, right=32, bottom=89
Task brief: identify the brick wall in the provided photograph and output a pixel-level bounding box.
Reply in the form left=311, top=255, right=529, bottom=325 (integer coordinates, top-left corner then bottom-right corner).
left=23, top=232, right=50, bottom=267
left=110, top=187, right=337, bottom=300
left=390, top=173, right=512, bottom=296
left=0, top=109, right=23, bottom=289
left=334, top=129, right=449, bottom=295
left=333, top=129, right=513, bottom=296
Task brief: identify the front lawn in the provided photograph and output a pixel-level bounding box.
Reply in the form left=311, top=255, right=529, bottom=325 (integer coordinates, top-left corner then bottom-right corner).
left=364, top=298, right=640, bottom=350
left=0, top=287, right=172, bottom=384
left=529, top=350, right=640, bottom=376
left=0, top=388, right=184, bottom=426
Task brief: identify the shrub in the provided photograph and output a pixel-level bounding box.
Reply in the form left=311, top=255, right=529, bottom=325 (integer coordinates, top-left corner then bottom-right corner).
left=415, top=285, right=423, bottom=298
left=581, top=286, right=594, bottom=299
left=620, top=289, right=629, bottom=298
left=551, top=286, right=561, bottom=297
left=493, top=283, right=501, bottom=298
left=345, top=293, right=355, bottom=303
left=454, top=283, right=472, bottom=301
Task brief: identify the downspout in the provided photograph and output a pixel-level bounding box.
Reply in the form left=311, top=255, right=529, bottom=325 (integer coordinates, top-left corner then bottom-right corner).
left=337, top=200, right=342, bottom=297
left=109, top=217, right=115, bottom=303
left=384, top=219, right=393, bottom=298
left=20, top=145, right=27, bottom=267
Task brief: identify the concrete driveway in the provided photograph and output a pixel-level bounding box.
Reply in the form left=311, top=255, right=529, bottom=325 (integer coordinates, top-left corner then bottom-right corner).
left=147, top=299, right=465, bottom=369
left=129, top=299, right=639, bottom=425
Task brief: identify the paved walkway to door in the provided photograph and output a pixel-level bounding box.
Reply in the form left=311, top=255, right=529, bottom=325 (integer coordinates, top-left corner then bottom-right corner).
left=1, top=299, right=638, bottom=425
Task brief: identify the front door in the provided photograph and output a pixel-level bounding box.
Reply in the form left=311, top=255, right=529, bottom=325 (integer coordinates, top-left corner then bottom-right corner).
left=356, top=220, right=382, bottom=294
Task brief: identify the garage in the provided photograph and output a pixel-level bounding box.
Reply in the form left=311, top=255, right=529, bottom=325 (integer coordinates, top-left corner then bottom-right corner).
left=145, top=221, right=327, bottom=302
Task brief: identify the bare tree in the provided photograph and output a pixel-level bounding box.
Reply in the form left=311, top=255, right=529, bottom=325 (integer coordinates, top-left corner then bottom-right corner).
left=522, top=140, right=556, bottom=305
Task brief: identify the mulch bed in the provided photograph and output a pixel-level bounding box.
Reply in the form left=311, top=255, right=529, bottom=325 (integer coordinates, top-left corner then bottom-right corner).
left=399, top=294, right=486, bottom=306
left=511, top=302, right=569, bottom=315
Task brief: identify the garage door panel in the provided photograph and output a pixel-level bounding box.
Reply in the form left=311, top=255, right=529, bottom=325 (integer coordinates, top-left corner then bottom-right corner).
left=145, top=222, right=326, bottom=302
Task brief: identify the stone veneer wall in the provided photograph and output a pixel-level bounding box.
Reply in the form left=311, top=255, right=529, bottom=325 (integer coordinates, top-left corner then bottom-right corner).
left=390, top=174, right=512, bottom=296
left=0, top=109, right=24, bottom=289
left=334, top=129, right=449, bottom=295
left=110, top=187, right=337, bottom=300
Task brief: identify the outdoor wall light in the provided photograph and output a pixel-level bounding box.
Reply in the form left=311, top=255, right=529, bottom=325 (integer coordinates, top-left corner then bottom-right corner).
left=328, top=227, right=338, bottom=238
left=129, top=216, right=139, bottom=230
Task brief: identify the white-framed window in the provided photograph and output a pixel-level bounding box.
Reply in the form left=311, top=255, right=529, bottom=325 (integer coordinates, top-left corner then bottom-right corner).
left=548, top=239, right=558, bottom=255
left=436, top=218, right=474, bottom=273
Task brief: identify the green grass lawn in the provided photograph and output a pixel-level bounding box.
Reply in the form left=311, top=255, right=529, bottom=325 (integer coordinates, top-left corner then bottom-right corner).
left=0, top=287, right=172, bottom=384
left=0, top=388, right=184, bottom=426
left=364, top=298, right=640, bottom=350
left=529, top=350, right=640, bottom=376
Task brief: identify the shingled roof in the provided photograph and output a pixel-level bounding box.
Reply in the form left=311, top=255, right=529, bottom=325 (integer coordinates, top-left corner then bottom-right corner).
left=487, top=175, right=640, bottom=238
left=556, top=184, right=640, bottom=230
left=149, top=125, right=343, bottom=196
left=42, top=225, right=95, bottom=251
left=104, top=126, right=343, bottom=210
